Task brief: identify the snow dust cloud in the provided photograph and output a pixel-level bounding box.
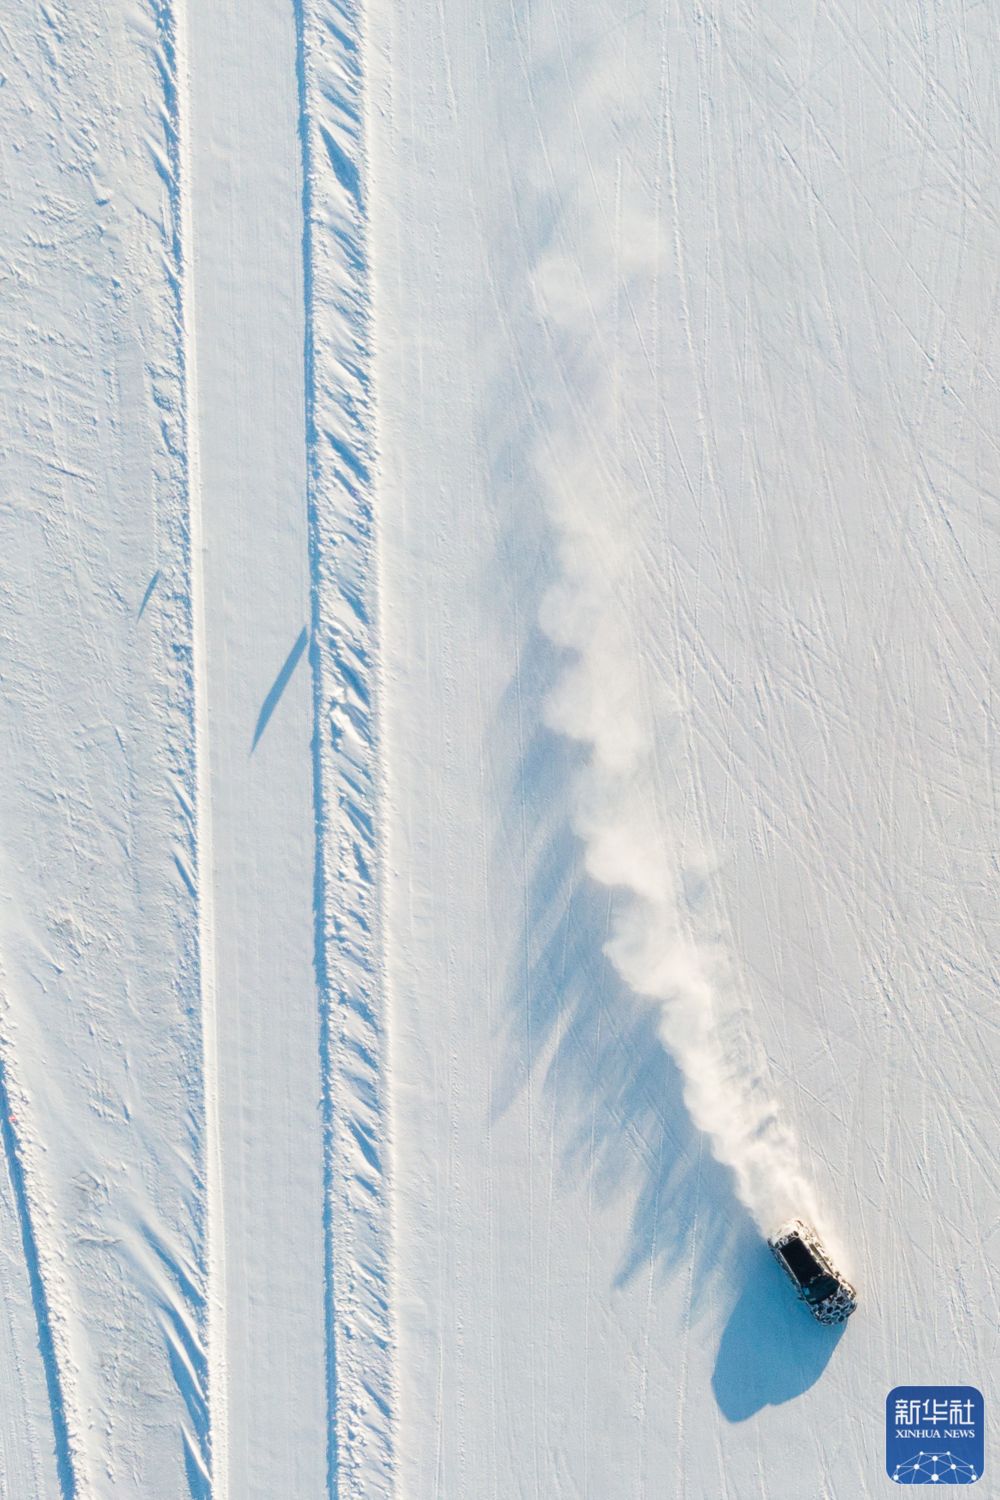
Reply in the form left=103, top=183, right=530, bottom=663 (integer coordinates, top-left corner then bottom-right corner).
left=529, top=53, right=819, bottom=1240
left=539, top=460, right=817, bottom=1236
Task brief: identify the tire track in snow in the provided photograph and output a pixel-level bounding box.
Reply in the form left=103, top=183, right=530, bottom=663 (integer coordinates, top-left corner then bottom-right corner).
left=151, top=0, right=225, bottom=1491
left=294, top=0, right=396, bottom=1492
left=0, top=1025, right=77, bottom=1499
left=0, top=1202, right=48, bottom=1500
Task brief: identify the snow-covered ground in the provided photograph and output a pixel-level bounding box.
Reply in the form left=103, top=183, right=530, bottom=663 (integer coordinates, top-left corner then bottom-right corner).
left=2, top=2, right=205, bottom=1493
left=2, top=0, right=999, bottom=1495
left=372, top=2, right=1000, bottom=1495
left=181, top=0, right=330, bottom=1491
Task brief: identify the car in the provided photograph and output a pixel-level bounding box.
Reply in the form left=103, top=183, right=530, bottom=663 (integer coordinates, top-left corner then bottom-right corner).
left=768, top=1219, right=857, bottom=1324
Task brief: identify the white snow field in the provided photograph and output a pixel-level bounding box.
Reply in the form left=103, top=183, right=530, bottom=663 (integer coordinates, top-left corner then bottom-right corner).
left=2, top=0, right=1000, bottom=1497
left=370, top=1, right=1000, bottom=1496
left=2, top=2, right=207, bottom=1495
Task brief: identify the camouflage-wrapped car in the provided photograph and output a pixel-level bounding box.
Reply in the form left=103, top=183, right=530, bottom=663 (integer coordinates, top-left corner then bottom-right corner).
left=768, top=1219, right=857, bottom=1324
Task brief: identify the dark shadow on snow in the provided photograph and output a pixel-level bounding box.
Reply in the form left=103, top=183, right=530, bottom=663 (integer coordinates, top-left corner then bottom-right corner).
left=137, top=568, right=161, bottom=618
left=251, top=626, right=309, bottom=751
left=712, top=1235, right=845, bottom=1420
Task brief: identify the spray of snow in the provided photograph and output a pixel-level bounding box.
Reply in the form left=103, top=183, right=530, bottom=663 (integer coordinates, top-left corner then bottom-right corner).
left=528, top=85, right=819, bottom=1237
left=538, top=467, right=817, bottom=1235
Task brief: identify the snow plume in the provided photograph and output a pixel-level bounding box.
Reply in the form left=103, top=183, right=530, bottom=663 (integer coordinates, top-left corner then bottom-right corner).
left=537, top=430, right=816, bottom=1237
left=526, top=53, right=818, bottom=1235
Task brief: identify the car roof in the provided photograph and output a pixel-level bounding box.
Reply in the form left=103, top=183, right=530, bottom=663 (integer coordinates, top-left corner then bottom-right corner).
left=778, top=1234, right=827, bottom=1286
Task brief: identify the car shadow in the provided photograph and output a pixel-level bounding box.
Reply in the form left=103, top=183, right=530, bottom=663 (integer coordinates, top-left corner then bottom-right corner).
left=712, top=1236, right=846, bottom=1421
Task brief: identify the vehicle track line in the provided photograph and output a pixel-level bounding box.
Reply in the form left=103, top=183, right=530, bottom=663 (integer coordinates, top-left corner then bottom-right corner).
left=294, top=0, right=397, bottom=1491
left=169, top=0, right=230, bottom=1490
left=0, top=1026, right=77, bottom=1500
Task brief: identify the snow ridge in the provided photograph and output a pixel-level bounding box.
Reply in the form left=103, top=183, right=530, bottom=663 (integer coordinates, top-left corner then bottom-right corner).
left=0, top=1016, right=78, bottom=1499
left=148, top=1, right=220, bottom=1493
left=294, top=0, right=396, bottom=1493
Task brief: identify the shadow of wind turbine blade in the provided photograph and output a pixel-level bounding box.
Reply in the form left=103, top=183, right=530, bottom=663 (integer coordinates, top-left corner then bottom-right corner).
left=251, top=626, right=309, bottom=752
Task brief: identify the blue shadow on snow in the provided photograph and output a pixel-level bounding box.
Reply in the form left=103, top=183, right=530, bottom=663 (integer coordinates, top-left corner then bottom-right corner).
left=712, top=1235, right=846, bottom=1421
left=137, top=568, right=161, bottom=618
left=251, top=626, right=309, bottom=751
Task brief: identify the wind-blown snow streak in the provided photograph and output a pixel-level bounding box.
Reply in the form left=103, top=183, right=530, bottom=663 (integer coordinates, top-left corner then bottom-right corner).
left=295, top=0, right=396, bottom=1492
left=533, top=66, right=817, bottom=1241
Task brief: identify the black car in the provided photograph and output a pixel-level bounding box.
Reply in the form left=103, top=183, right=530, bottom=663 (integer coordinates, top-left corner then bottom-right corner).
left=768, top=1219, right=857, bottom=1324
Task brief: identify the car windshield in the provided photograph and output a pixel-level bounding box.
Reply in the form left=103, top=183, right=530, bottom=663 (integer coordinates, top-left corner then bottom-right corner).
left=779, top=1237, right=825, bottom=1287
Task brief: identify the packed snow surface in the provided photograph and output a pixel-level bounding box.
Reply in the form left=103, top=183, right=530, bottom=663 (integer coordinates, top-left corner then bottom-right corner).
left=2, top=0, right=999, bottom=1497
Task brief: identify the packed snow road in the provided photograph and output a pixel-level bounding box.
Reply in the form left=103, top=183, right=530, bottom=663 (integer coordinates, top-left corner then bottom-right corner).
left=180, top=0, right=329, bottom=1491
